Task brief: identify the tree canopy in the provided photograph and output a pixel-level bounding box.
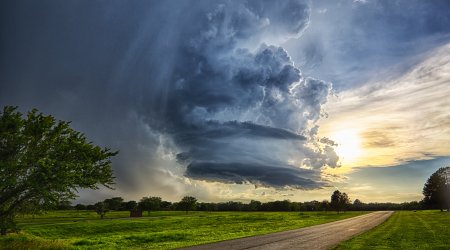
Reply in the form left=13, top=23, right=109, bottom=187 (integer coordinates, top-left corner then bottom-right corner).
left=94, top=201, right=109, bottom=219
left=330, top=190, right=351, bottom=213
left=423, top=166, right=450, bottom=211
left=178, top=196, right=197, bottom=214
left=138, top=196, right=162, bottom=215
left=0, top=106, right=117, bottom=234
left=104, top=197, right=124, bottom=211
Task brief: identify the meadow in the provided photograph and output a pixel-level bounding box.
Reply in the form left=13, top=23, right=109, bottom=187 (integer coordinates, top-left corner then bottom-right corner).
left=0, top=210, right=364, bottom=249
left=335, top=210, right=450, bottom=249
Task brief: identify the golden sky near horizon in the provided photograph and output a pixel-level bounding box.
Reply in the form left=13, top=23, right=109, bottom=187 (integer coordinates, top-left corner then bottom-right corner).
left=319, top=43, right=450, bottom=173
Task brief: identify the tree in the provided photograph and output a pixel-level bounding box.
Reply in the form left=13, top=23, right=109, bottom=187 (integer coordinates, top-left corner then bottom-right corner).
left=94, top=202, right=109, bottom=219
left=74, top=204, right=87, bottom=210
left=138, top=197, right=162, bottom=216
left=123, top=201, right=138, bottom=211
left=0, top=106, right=117, bottom=235
left=160, top=201, right=172, bottom=210
left=56, top=200, right=73, bottom=210
left=178, top=196, right=197, bottom=214
left=86, top=205, right=96, bottom=210
left=330, top=190, right=351, bottom=213
left=248, top=200, right=262, bottom=211
left=423, top=167, right=450, bottom=211
left=352, top=199, right=364, bottom=211
left=104, top=197, right=124, bottom=211
left=340, top=192, right=350, bottom=212
left=321, top=200, right=330, bottom=212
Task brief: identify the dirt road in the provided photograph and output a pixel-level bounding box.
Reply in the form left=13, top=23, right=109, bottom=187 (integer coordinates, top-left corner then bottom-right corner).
left=180, top=211, right=393, bottom=250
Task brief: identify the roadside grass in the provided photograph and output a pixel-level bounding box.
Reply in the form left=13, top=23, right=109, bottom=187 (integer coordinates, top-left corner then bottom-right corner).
left=335, top=210, right=450, bottom=250
left=1, top=210, right=364, bottom=249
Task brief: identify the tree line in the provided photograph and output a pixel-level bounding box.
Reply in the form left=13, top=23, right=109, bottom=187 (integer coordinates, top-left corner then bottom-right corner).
left=59, top=191, right=427, bottom=219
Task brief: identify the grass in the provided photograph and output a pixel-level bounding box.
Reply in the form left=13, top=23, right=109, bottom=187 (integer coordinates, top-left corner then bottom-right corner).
left=0, top=210, right=364, bottom=249
left=335, top=210, right=450, bottom=250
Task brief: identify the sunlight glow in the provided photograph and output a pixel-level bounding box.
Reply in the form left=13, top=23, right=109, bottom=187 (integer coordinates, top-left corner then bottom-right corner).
left=331, top=129, right=362, bottom=165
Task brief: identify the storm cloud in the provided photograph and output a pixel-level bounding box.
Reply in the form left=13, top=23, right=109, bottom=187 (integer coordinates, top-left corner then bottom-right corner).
left=0, top=0, right=338, bottom=198
left=186, top=162, right=324, bottom=189
left=143, top=0, right=338, bottom=188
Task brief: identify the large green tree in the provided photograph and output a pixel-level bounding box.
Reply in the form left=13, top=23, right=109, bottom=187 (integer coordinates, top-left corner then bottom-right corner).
left=0, top=106, right=117, bottom=235
left=423, top=167, right=450, bottom=211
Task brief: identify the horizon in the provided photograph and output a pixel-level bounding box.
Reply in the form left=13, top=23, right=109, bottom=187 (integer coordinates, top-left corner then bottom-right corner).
left=1, top=0, right=450, bottom=204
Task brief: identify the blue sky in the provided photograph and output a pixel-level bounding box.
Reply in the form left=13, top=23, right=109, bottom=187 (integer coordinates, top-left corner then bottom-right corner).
left=1, top=0, right=450, bottom=203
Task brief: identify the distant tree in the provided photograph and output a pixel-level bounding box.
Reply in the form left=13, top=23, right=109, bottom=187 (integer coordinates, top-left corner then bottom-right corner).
left=290, top=202, right=301, bottom=211
left=249, top=200, right=262, bottom=211
left=74, top=204, right=87, bottom=210
left=0, top=106, right=117, bottom=235
left=423, top=167, right=450, bottom=211
left=56, top=200, right=73, bottom=210
left=331, top=190, right=351, bottom=213
left=86, top=205, right=96, bottom=210
left=321, top=200, right=331, bottom=212
left=170, top=202, right=179, bottom=211
left=353, top=199, right=364, bottom=211
left=138, top=197, right=162, bottom=216
left=198, top=202, right=218, bottom=212
left=330, top=190, right=341, bottom=213
left=94, top=202, right=109, bottom=219
left=262, top=200, right=291, bottom=211
left=104, top=197, right=124, bottom=211
left=179, top=196, right=197, bottom=214
left=160, top=201, right=172, bottom=210
left=223, top=201, right=244, bottom=211
left=123, top=201, right=138, bottom=211
left=340, top=192, right=351, bottom=212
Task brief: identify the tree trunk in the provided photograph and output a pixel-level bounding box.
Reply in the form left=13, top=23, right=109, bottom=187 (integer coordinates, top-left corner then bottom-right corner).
left=0, top=214, right=12, bottom=236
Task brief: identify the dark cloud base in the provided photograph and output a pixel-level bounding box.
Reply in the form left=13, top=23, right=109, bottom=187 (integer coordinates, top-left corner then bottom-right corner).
left=186, top=162, right=324, bottom=189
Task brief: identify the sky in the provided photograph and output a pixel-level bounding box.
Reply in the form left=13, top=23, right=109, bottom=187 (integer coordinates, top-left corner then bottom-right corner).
left=1, top=0, right=450, bottom=204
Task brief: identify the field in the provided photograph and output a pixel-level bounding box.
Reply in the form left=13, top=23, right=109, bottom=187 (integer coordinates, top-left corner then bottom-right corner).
left=0, top=210, right=364, bottom=249
left=335, top=210, right=450, bottom=249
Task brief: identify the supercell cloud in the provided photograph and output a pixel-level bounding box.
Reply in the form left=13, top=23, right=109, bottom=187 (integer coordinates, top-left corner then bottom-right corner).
left=0, top=0, right=339, bottom=195
left=143, top=0, right=338, bottom=189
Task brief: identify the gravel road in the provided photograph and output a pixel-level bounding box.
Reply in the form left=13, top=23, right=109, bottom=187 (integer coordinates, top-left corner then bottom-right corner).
left=180, top=211, right=393, bottom=250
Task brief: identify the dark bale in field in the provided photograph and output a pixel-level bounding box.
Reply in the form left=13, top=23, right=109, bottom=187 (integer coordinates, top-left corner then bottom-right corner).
left=130, top=210, right=143, bottom=217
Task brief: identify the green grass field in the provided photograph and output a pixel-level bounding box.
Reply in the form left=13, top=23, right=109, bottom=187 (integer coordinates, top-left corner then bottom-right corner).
left=335, top=210, right=450, bottom=250
left=0, top=210, right=364, bottom=249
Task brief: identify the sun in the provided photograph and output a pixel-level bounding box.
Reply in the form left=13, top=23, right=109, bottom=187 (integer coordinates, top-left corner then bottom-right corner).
left=331, top=129, right=362, bottom=165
